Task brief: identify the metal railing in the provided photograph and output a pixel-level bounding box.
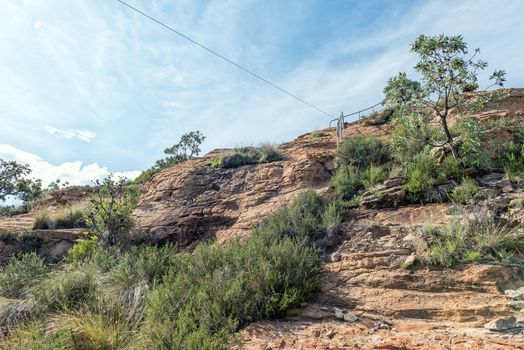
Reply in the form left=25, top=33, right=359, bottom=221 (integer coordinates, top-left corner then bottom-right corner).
left=330, top=101, right=384, bottom=148
left=328, top=101, right=384, bottom=128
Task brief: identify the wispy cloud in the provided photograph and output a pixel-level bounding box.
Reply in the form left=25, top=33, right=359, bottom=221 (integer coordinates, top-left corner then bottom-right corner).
left=45, top=126, right=96, bottom=142
left=0, top=144, right=139, bottom=186
left=0, top=0, right=523, bottom=181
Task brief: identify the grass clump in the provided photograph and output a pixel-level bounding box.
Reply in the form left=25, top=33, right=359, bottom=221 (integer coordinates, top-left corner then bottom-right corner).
left=501, top=130, right=524, bottom=179
left=30, top=267, right=99, bottom=313
left=362, top=165, right=388, bottom=189
left=33, top=205, right=88, bottom=230
left=211, top=144, right=283, bottom=169
left=421, top=209, right=523, bottom=267
left=0, top=253, right=47, bottom=299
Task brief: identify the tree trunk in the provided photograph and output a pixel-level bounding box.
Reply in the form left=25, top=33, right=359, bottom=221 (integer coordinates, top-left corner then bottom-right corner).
left=440, top=114, right=460, bottom=159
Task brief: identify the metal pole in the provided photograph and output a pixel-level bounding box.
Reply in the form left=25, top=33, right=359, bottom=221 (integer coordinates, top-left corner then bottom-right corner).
left=336, top=111, right=344, bottom=149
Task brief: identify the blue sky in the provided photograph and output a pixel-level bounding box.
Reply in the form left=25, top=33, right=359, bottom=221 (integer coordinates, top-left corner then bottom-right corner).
left=1, top=0, right=523, bottom=185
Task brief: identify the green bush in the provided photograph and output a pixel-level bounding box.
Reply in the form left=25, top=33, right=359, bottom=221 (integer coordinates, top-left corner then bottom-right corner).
left=84, top=176, right=139, bottom=246
left=362, top=106, right=397, bottom=126
left=448, top=178, right=480, bottom=204
left=0, top=205, right=29, bottom=217
left=65, top=236, right=101, bottom=263
left=0, top=253, right=47, bottom=298
left=437, top=155, right=464, bottom=183
left=0, top=230, right=16, bottom=242
left=336, top=136, right=389, bottom=168
left=361, top=165, right=387, bottom=189
left=141, top=233, right=320, bottom=350
left=133, top=168, right=160, bottom=185
left=211, top=145, right=283, bottom=169
left=19, top=232, right=44, bottom=249
left=257, top=190, right=329, bottom=244
left=404, top=150, right=437, bottom=199
left=330, top=164, right=363, bottom=201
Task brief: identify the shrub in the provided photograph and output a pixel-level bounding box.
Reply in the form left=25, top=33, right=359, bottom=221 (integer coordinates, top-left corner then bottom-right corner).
left=362, top=106, right=397, bottom=126
left=0, top=253, right=47, bottom=298
left=211, top=145, right=283, bottom=169
left=141, top=233, right=320, bottom=349
left=322, top=201, right=342, bottom=236
left=133, top=168, right=160, bottom=185
left=257, top=190, right=328, bottom=244
left=84, top=176, right=139, bottom=246
left=437, top=155, right=464, bottom=183
left=404, top=150, right=437, bottom=199
left=19, top=232, right=44, bottom=249
left=0, top=230, right=16, bottom=242
left=309, top=131, right=326, bottom=139
left=330, top=164, right=363, bottom=201
left=65, top=236, right=101, bottom=263
left=336, top=136, right=389, bottom=168
left=361, top=165, right=387, bottom=189
left=448, top=178, right=480, bottom=204
left=0, top=205, right=28, bottom=217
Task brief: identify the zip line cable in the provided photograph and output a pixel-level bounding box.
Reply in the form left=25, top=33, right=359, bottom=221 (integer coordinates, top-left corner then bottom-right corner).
left=115, top=0, right=336, bottom=118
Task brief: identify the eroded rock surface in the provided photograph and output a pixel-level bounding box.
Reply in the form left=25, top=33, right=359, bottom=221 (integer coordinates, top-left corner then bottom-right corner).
left=237, top=205, right=524, bottom=349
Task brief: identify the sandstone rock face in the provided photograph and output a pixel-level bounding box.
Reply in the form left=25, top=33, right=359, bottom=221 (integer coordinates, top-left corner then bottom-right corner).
left=131, top=140, right=335, bottom=245
left=238, top=205, right=524, bottom=349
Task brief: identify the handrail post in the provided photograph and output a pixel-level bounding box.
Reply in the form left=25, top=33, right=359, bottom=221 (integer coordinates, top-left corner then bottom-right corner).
left=336, top=111, right=344, bottom=149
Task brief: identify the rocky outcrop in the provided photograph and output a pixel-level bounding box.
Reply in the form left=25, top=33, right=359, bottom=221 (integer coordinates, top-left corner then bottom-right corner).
left=130, top=142, right=335, bottom=245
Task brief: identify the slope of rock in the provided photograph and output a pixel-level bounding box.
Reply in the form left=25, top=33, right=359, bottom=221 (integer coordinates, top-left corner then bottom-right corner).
left=237, top=204, right=524, bottom=349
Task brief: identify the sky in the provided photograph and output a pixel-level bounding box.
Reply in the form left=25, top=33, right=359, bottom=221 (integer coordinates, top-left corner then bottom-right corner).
left=0, top=0, right=523, bottom=187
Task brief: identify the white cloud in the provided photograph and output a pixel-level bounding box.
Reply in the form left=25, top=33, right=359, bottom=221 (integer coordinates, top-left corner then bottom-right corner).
left=33, top=20, right=43, bottom=30
left=0, top=144, right=140, bottom=186
left=45, top=126, right=96, bottom=142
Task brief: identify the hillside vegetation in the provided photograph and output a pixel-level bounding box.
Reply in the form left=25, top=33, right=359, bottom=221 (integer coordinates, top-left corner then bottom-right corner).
left=0, top=34, right=523, bottom=349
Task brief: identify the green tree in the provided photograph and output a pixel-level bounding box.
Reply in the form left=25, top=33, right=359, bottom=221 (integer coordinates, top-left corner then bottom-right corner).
left=84, top=175, right=139, bottom=246
left=384, top=34, right=505, bottom=159
left=155, top=131, right=206, bottom=169
left=0, top=158, right=32, bottom=201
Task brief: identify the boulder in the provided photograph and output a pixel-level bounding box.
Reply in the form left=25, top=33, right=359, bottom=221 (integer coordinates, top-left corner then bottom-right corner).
left=505, top=287, right=524, bottom=300
left=484, top=316, right=519, bottom=331
left=361, top=177, right=407, bottom=208
left=478, top=173, right=514, bottom=192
